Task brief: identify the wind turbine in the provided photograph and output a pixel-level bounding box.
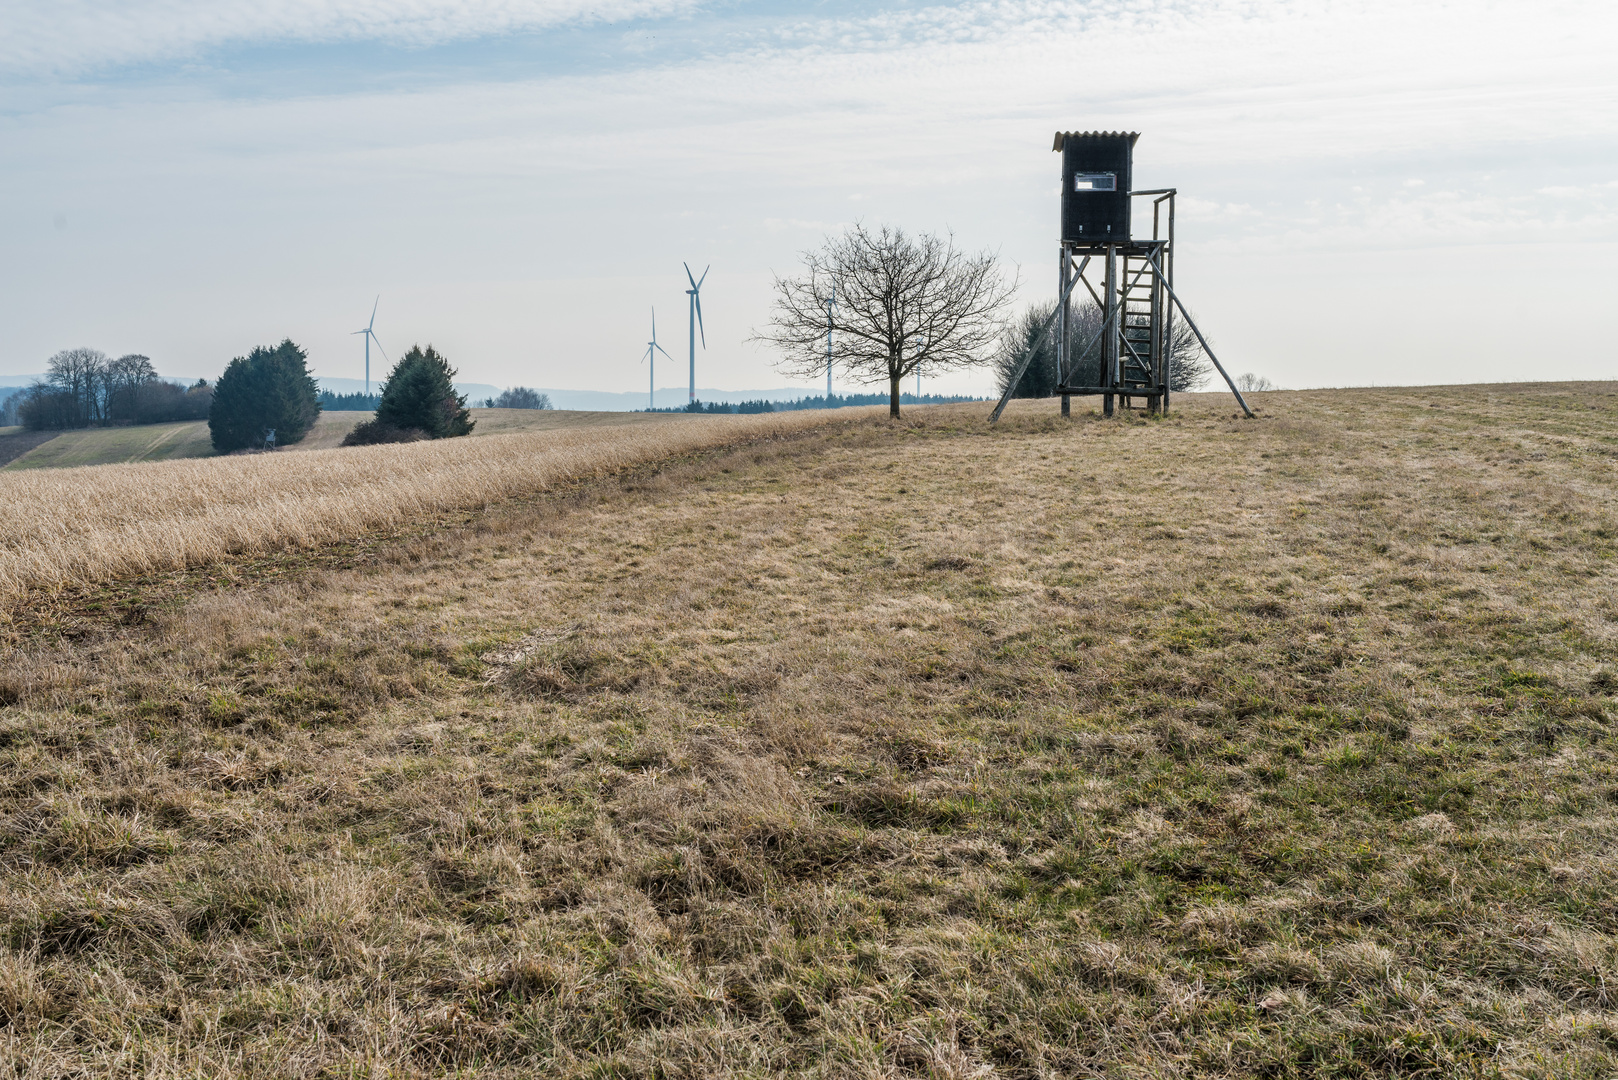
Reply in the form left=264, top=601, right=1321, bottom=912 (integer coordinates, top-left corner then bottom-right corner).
left=350, top=297, right=389, bottom=398
left=825, top=282, right=835, bottom=402
left=642, top=308, right=673, bottom=410
left=684, top=263, right=708, bottom=405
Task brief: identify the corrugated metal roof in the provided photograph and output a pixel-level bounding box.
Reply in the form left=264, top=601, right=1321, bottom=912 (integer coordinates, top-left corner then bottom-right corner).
left=1053, top=131, right=1140, bottom=151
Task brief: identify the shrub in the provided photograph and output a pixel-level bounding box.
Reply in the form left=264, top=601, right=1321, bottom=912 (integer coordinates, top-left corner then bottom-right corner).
left=373, top=346, right=473, bottom=440
left=17, top=385, right=79, bottom=431
left=483, top=387, right=551, bottom=410
left=341, top=420, right=430, bottom=446
left=128, top=380, right=212, bottom=425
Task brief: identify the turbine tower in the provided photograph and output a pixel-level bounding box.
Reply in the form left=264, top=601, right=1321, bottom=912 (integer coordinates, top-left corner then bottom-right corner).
left=642, top=308, right=673, bottom=410
left=684, top=263, right=708, bottom=404
left=826, top=282, right=835, bottom=402
left=350, top=297, right=388, bottom=398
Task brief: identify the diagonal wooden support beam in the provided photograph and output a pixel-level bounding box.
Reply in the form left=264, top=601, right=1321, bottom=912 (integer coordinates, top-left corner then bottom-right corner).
left=1144, top=253, right=1254, bottom=418
left=989, top=255, right=1100, bottom=424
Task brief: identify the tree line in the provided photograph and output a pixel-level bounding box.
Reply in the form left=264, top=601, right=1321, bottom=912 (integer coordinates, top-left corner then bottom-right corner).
left=642, top=399, right=782, bottom=414
left=6, top=338, right=479, bottom=454
left=10, top=349, right=212, bottom=430
left=639, top=393, right=984, bottom=414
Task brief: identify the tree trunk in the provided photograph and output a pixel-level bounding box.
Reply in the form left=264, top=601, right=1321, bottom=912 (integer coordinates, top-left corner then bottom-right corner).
left=889, top=374, right=901, bottom=418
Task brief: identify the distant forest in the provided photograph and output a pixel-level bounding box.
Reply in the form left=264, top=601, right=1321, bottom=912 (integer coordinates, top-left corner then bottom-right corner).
left=645, top=392, right=983, bottom=414
left=7, top=350, right=211, bottom=431
left=319, top=391, right=382, bottom=411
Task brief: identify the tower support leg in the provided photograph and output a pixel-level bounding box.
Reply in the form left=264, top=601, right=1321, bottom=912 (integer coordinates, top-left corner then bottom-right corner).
left=1058, top=246, right=1071, bottom=418
left=1103, top=245, right=1117, bottom=418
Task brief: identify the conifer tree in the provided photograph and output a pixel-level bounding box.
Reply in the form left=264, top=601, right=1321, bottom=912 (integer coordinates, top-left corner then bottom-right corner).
left=208, top=339, right=320, bottom=453
left=372, top=345, right=473, bottom=439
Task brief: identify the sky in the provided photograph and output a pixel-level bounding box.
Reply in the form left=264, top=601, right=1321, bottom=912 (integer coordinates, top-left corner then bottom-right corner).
left=1, top=0, right=1614, bottom=398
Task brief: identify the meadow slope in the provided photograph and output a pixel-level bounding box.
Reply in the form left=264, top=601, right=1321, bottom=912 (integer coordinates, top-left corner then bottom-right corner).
left=0, top=407, right=675, bottom=472
left=0, top=409, right=873, bottom=606
left=1, top=385, right=1617, bottom=1077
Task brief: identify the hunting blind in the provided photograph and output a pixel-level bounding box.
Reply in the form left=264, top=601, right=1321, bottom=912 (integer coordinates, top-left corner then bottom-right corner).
left=991, top=131, right=1253, bottom=422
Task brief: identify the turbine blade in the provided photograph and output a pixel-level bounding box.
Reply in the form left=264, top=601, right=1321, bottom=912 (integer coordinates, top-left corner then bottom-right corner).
left=684, top=262, right=698, bottom=290
left=369, top=295, right=378, bottom=331
left=697, top=264, right=709, bottom=289
left=694, top=294, right=706, bottom=348
left=654, top=342, right=673, bottom=360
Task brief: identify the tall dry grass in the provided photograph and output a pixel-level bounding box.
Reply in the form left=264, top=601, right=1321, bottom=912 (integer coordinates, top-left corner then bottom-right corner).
left=0, top=409, right=876, bottom=607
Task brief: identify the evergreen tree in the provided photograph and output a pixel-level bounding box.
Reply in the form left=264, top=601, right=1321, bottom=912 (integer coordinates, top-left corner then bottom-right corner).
left=208, top=339, right=321, bottom=453
left=373, top=345, right=473, bottom=439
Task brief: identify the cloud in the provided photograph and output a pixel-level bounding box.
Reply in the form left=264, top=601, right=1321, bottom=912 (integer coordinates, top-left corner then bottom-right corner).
left=0, top=0, right=699, bottom=75
left=2, top=0, right=1615, bottom=389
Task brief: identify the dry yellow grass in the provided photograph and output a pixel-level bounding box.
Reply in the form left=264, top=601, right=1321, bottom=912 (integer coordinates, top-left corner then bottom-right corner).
left=0, top=409, right=878, bottom=609
left=3, top=384, right=1618, bottom=1077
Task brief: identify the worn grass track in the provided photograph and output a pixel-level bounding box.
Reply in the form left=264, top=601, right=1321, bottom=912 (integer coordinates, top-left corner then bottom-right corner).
left=1, top=384, right=1617, bottom=1077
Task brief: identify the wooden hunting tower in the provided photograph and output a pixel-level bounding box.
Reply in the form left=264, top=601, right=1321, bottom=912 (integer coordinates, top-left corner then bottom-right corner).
left=1060, top=131, right=1135, bottom=242
left=991, top=131, right=1251, bottom=421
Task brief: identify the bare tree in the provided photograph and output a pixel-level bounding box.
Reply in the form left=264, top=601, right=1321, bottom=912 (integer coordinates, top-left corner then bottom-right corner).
left=105, top=354, right=158, bottom=422
left=995, top=299, right=1212, bottom=399
left=1162, top=317, right=1212, bottom=393
left=484, top=387, right=552, bottom=410
left=994, top=299, right=1103, bottom=399
left=755, top=223, right=1014, bottom=418
left=45, top=348, right=109, bottom=427
left=1236, top=372, right=1276, bottom=392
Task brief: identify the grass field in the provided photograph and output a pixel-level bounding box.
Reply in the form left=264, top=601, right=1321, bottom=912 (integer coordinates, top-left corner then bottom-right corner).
left=0, top=409, right=869, bottom=606
left=2, top=384, right=1617, bottom=1076
left=0, top=408, right=661, bottom=471
left=3, top=419, right=220, bottom=470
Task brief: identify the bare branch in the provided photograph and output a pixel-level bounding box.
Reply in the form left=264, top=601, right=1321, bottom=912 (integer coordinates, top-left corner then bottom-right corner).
left=751, top=223, right=1015, bottom=417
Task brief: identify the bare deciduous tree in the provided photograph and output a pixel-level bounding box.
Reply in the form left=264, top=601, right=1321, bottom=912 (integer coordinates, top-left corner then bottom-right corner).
left=483, top=387, right=552, bottom=410
left=1166, top=320, right=1213, bottom=393
left=754, top=224, right=1014, bottom=417
left=994, top=299, right=1104, bottom=399
left=45, top=348, right=109, bottom=427
left=105, top=353, right=159, bottom=422
left=995, top=299, right=1213, bottom=400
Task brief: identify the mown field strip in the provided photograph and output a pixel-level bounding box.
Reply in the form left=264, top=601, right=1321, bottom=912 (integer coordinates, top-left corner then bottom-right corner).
left=0, top=408, right=880, bottom=606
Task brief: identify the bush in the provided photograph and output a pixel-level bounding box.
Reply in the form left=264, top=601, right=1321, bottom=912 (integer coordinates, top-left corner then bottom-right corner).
left=128, top=380, right=211, bottom=425
left=372, top=345, right=473, bottom=440
left=340, top=419, right=430, bottom=446
left=16, top=384, right=79, bottom=431
left=483, top=387, right=551, bottom=410
left=208, top=340, right=321, bottom=453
